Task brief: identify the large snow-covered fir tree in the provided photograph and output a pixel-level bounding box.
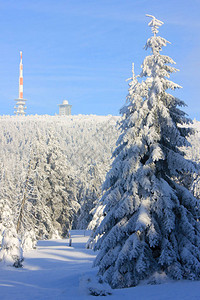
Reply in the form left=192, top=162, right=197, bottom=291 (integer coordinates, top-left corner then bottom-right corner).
left=92, top=15, right=200, bottom=288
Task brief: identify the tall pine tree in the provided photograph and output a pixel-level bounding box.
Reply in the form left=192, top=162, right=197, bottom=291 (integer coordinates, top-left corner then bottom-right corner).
left=92, top=15, right=200, bottom=288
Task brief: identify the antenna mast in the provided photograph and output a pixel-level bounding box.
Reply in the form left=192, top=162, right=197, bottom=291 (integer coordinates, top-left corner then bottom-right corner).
left=14, top=51, right=27, bottom=116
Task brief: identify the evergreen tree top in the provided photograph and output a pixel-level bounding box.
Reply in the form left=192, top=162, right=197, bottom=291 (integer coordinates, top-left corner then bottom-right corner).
left=146, top=15, right=164, bottom=36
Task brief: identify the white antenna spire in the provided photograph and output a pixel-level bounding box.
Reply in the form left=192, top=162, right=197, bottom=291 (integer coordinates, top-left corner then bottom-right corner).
left=146, top=14, right=164, bottom=36
left=19, top=51, right=23, bottom=99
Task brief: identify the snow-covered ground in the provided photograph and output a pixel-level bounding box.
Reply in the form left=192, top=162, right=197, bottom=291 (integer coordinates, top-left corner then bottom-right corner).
left=0, top=230, right=200, bottom=299
left=0, top=231, right=96, bottom=300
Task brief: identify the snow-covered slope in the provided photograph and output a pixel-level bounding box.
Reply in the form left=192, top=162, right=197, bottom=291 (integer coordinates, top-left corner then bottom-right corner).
left=0, top=115, right=120, bottom=238
left=0, top=115, right=200, bottom=240
left=0, top=231, right=200, bottom=300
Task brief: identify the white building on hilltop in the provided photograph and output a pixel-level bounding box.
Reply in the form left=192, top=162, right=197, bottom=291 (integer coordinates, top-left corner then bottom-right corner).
left=58, top=100, right=72, bottom=116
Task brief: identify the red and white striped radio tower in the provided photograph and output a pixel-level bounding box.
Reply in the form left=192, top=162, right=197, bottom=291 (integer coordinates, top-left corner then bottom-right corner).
left=14, top=51, right=27, bottom=115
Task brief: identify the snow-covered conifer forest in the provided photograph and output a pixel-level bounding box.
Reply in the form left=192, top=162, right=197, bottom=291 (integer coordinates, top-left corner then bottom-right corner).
left=0, top=115, right=120, bottom=243
left=1, top=14, right=200, bottom=299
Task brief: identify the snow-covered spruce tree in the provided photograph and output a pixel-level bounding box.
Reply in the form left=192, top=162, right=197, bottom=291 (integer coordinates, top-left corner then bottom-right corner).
left=0, top=201, right=13, bottom=246
left=15, top=137, right=55, bottom=240
left=0, top=185, right=24, bottom=267
left=21, top=229, right=37, bottom=252
left=15, top=129, right=80, bottom=239
left=86, top=64, right=140, bottom=249
left=92, top=15, right=200, bottom=288
left=76, top=164, right=105, bottom=230
left=41, top=131, right=80, bottom=237
left=183, top=122, right=200, bottom=199
left=0, top=223, right=24, bottom=268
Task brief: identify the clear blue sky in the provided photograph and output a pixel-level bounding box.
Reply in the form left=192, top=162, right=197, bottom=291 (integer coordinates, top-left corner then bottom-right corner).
left=0, top=0, right=199, bottom=119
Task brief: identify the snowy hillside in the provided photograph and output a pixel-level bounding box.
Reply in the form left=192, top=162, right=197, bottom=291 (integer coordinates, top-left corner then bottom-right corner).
left=0, top=230, right=200, bottom=300
left=0, top=115, right=200, bottom=297
left=0, top=114, right=200, bottom=241
left=0, top=115, right=120, bottom=239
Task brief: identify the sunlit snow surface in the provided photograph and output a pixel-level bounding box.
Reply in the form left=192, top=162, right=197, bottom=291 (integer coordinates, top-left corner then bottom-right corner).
left=0, top=230, right=200, bottom=299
